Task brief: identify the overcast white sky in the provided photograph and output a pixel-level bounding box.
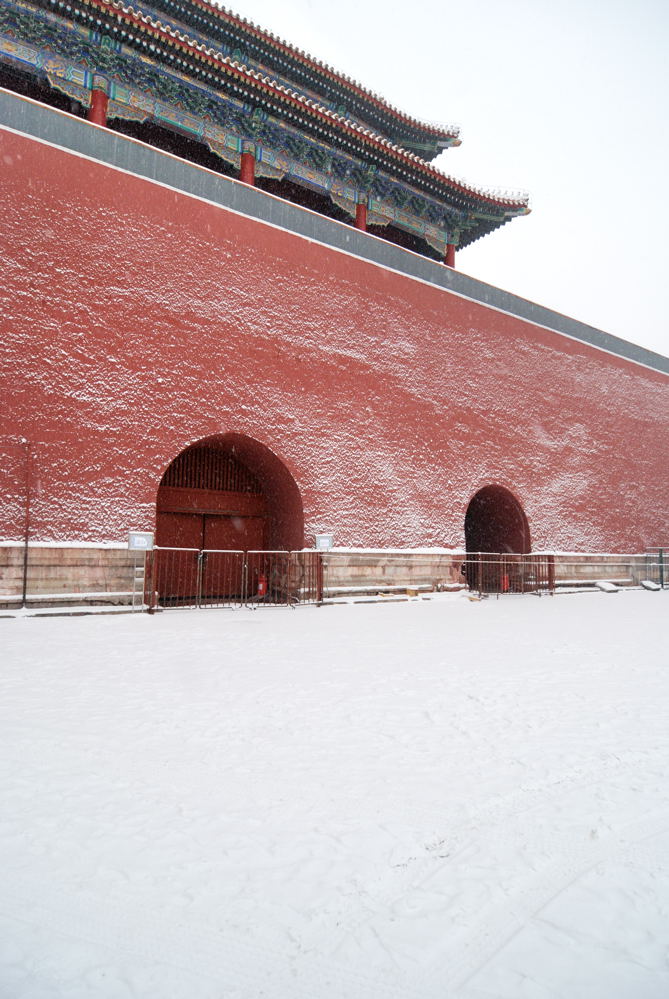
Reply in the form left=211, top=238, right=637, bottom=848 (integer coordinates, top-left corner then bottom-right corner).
left=216, top=0, right=669, bottom=358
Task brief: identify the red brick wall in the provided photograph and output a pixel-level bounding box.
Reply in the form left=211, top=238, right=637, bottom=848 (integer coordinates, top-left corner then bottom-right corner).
left=2, top=128, right=668, bottom=550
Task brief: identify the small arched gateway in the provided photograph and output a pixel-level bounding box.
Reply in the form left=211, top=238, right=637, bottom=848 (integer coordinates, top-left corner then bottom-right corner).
left=153, top=435, right=304, bottom=605
left=465, top=484, right=530, bottom=555
left=464, top=485, right=531, bottom=592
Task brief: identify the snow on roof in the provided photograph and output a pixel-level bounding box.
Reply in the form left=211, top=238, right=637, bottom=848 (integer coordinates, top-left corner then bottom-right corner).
left=175, top=0, right=460, bottom=141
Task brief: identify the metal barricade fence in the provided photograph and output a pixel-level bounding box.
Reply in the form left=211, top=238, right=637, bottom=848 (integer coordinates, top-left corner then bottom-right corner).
left=199, top=549, right=247, bottom=608
left=465, top=553, right=556, bottom=596
left=465, top=552, right=666, bottom=595
left=145, top=546, right=201, bottom=609
left=145, top=548, right=323, bottom=610
left=549, top=552, right=667, bottom=591
left=143, top=548, right=666, bottom=610
left=646, top=548, right=667, bottom=589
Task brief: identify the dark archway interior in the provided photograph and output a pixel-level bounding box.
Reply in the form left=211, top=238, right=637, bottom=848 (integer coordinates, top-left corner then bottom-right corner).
left=255, top=175, right=351, bottom=224
left=109, top=118, right=237, bottom=178
left=156, top=433, right=304, bottom=551
left=0, top=64, right=84, bottom=117
left=219, top=433, right=304, bottom=551
left=465, top=485, right=530, bottom=554
left=367, top=221, right=443, bottom=261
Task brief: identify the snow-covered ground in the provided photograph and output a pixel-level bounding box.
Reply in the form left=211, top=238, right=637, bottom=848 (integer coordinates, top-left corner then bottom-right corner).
left=2, top=590, right=668, bottom=998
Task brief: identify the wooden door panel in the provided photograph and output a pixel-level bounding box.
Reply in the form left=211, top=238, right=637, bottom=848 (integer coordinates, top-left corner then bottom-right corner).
left=203, top=515, right=266, bottom=551
left=156, top=511, right=203, bottom=549
left=200, top=515, right=266, bottom=600
left=154, top=511, right=268, bottom=604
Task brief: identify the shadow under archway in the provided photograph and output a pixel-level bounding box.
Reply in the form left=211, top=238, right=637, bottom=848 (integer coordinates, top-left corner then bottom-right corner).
left=465, top=484, right=530, bottom=555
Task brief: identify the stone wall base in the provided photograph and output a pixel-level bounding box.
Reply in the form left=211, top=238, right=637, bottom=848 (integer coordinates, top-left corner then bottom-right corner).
left=549, top=552, right=662, bottom=589
left=322, top=551, right=466, bottom=597
left=0, top=546, right=143, bottom=608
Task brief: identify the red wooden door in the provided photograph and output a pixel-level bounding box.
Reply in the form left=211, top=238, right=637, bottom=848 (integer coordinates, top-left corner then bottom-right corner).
left=203, top=514, right=266, bottom=551
left=200, top=515, right=267, bottom=600
left=153, top=513, right=202, bottom=605
left=157, top=512, right=267, bottom=551
left=156, top=511, right=204, bottom=549
left=155, top=449, right=269, bottom=603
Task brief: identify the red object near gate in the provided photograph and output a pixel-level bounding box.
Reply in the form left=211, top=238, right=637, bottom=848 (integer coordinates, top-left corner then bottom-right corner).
left=257, top=573, right=267, bottom=597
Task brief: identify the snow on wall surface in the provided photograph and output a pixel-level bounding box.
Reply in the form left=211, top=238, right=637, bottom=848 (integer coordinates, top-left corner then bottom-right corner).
left=1, top=127, right=669, bottom=551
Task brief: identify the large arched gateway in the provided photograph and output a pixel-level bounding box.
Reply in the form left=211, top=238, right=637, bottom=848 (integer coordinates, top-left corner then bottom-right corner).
left=152, top=435, right=307, bottom=606
left=147, top=434, right=308, bottom=607
left=156, top=434, right=304, bottom=553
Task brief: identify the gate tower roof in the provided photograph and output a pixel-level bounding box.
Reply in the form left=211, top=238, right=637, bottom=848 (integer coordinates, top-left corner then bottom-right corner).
left=143, top=0, right=462, bottom=159
left=2, top=0, right=530, bottom=251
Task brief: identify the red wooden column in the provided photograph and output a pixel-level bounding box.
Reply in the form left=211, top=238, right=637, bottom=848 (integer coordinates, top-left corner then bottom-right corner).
left=87, top=76, right=109, bottom=127
left=445, top=243, right=456, bottom=268
left=355, top=202, right=368, bottom=231
left=240, top=144, right=256, bottom=186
